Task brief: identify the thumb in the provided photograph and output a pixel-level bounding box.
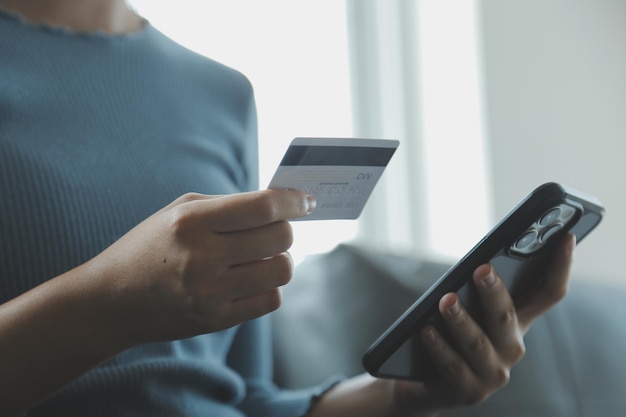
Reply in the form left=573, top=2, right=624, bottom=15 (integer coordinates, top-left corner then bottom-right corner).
left=189, top=189, right=316, bottom=232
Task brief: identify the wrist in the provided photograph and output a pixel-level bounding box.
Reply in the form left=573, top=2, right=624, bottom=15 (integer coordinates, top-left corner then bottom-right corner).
left=307, top=374, right=392, bottom=417
left=75, top=256, right=147, bottom=354
left=308, top=374, right=441, bottom=417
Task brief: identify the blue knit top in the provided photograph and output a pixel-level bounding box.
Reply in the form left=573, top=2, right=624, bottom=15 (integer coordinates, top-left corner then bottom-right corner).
left=0, top=10, right=333, bottom=417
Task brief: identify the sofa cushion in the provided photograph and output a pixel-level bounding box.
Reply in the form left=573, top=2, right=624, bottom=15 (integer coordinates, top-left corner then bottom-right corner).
left=272, top=244, right=626, bottom=416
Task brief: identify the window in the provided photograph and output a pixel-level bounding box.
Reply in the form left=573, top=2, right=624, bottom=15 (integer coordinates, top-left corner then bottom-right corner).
left=130, top=1, right=356, bottom=264
left=346, top=0, right=492, bottom=262
left=130, top=0, right=493, bottom=265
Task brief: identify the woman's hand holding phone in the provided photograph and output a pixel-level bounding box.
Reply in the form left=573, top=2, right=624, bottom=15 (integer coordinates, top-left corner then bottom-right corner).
left=363, top=183, right=603, bottom=383
left=309, top=234, right=575, bottom=417
left=389, top=234, right=575, bottom=415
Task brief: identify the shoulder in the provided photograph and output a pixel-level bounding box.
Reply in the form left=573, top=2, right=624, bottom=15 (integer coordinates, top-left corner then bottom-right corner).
left=146, top=24, right=253, bottom=98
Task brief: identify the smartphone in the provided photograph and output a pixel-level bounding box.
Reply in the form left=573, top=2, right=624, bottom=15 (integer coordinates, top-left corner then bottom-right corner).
left=362, top=182, right=604, bottom=381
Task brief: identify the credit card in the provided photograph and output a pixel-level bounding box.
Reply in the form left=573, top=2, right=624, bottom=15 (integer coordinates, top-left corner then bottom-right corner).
left=268, top=137, right=399, bottom=220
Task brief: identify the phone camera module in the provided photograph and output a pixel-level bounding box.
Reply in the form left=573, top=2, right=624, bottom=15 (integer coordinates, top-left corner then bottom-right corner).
left=510, top=203, right=579, bottom=257
left=539, top=207, right=561, bottom=226
left=515, top=230, right=538, bottom=250
left=541, top=223, right=563, bottom=242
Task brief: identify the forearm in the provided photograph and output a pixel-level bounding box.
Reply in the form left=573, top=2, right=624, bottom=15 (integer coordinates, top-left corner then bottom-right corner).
left=308, top=374, right=439, bottom=417
left=0, top=263, right=130, bottom=416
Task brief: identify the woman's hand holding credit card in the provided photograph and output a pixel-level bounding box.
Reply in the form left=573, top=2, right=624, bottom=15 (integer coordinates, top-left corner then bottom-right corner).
left=268, top=137, right=399, bottom=220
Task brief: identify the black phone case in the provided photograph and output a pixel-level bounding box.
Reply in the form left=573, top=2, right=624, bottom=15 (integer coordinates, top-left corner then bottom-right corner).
left=362, top=182, right=605, bottom=381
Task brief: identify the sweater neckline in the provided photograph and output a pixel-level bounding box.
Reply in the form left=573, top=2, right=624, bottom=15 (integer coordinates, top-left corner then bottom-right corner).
left=0, top=6, right=151, bottom=41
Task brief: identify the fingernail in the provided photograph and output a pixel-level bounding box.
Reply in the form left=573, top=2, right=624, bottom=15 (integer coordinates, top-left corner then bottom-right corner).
left=305, top=194, right=317, bottom=214
left=448, top=300, right=460, bottom=315
left=481, top=269, right=496, bottom=287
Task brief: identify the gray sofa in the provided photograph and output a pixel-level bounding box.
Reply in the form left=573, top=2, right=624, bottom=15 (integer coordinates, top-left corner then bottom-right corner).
left=272, top=244, right=626, bottom=417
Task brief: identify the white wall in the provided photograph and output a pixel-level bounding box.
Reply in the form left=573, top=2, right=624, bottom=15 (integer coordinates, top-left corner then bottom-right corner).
left=347, top=0, right=495, bottom=261
left=128, top=0, right=357, bottom=264
left=479, top=0, right=626, bottom=285
left=130, top=1, right=625, bottom=285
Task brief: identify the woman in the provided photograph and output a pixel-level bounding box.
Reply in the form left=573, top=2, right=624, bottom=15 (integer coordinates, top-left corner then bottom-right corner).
left=0, top=1, right=575, bottom=416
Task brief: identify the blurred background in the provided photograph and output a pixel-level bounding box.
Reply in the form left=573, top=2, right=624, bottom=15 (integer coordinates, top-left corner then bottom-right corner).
left=129, top=0, right=625, bottom=287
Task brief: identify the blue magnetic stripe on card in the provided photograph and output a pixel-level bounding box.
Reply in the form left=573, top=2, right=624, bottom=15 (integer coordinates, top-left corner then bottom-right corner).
left=279, top=146, right=396, bottom=167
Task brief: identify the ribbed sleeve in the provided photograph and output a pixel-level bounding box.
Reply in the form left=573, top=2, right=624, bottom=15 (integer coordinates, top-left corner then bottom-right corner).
left=0, top=10, right=328, bottom=417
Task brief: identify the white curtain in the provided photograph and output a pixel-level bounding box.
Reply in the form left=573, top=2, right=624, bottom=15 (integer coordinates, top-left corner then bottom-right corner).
left=346, top=0, right=493, bottom=262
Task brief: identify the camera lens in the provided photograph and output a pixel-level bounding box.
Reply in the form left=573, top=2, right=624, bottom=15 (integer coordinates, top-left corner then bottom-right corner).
left=541, top=223, right=563, bottom=242
left=515, top=230, right=538, bottom=250
left=540, top=207, right=561, bottom=226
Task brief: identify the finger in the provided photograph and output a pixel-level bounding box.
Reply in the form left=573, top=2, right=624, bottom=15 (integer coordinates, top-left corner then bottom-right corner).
left=158, top=192, right=223, bottom=214
left=227, top=288, right=283, bottom=324
left=223, top=253, right=293, bottom=301
left=437, top=293, right=503, bottom=379
left=187, top=189, right=316, bottom=232
left=516, top=233, right=575, bottom=331
left=472, top=265, right=526, bottom=364
left=419, top=325, right=486, bottom=405
left=219, top=220, right=294, bottom=265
